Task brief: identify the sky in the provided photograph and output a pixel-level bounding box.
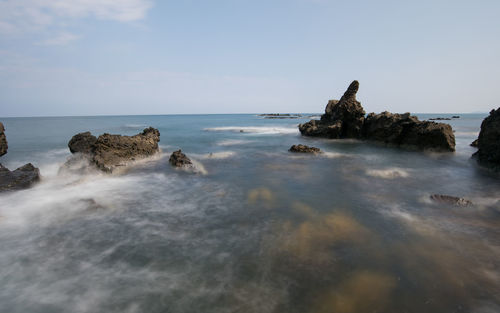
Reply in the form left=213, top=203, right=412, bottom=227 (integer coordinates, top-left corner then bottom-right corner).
left=0, top=0, right=499, bottom=117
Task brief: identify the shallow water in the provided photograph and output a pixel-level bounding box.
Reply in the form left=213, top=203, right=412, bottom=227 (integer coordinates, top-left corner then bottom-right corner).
left=0, top=113, right=499, bottom=313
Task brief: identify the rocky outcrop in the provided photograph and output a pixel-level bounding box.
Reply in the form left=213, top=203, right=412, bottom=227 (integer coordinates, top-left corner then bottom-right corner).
left=299, top=81, right=365, bottom=139
left=299, top=81, right=456, bottom=151
left=0, top=163, right=41, bottom=192
left=169, top=150, right=193, bottom=168
left=470, top=139, right=479, bottom=148
left=473, top=108, right=500, bottom=169
left=289, top=144, right=321, bottom=153
left=430, top=194, right=473, bottom=207
left=0, top=122, right=7, bottom=157
left=66, top=127, right=160, bottom=173
left=363, top=112, right=455, bottom=151
left=68, top=132, right=97, bottom=154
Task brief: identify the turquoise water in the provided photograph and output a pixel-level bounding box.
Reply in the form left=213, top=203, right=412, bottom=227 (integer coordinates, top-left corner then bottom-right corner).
left=0, top=113, right=499, bottom=313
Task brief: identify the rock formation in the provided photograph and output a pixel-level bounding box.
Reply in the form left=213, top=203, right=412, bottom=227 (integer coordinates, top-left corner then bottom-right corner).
left=0, top=163, right=41, bottom=192
left=299, top=81, right=456, bottom=151
left=430, top=194, right=473, bottom=207
left=68, top=131, right=97, bottom=154
left=473, top=108, right=500, bottom=169
left=470, top=139, right=479, bottom=147
left=66, top=127, right=160, bottom=173
left=169, top=150, right=193, bottom=168
left=299, top=81, right=365, bottom=139
left=0, top=122, right=41, bottom=192
left=0, top=122, right=7, bottom=157
left=363, top=112, right=455, bottom=151
left=289, top=144, right=321, bottom=153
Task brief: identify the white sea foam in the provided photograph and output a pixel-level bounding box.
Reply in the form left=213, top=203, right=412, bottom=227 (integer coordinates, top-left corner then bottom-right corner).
left=204, top=126, right=299, bottom=135
left=216, top=139, right=253, bottom=146
left=365, top=168, right=410, bottom=179
left=191, top=151, right=236, bottom=160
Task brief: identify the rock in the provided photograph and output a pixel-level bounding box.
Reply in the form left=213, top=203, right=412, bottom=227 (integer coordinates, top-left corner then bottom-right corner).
left=68, top=132, right=97, bottom=154
left=429, top=117, right=451, bottom=121
left=363, top=112, right=455, bottom=151
left=169, top=150, right=193, bottom=168
left=430, top=194, right=473, bottom=207
left=289, top=144, right=321, bottom=153
left=470, top=139, right=479, bottom=147
left=93, top=127, right=160, bottom=172
left=299, top=81, right=456, bottom=151
left=65, top=127, right=160, bottom=173
left=452, top=116, right=460, bottom=119
left=0, top=122, right=7, bottom=157
left=473, top=108, right=500, bottom=169
left=299, top=81, right=365, bottom=139
left=0, top=163, right=41, bottom=192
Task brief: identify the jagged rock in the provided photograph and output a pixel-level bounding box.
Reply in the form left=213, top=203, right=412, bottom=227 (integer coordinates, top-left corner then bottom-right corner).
left=93, top=127, right=160, bottom=172
left=0, top=163, right=40, bottom=192
left=289, top=144, right=321, bottom=153
left=0, top=122, right=7, bottom=157
left=299, top=81, right=456, bottom=151
left=430, top=194, right=473, bottom=207
left=68, top=132, right=97, bottom=154
left=473, top=108, right=500, bottom=169
left=363, top=112, right=455, bottom=151
left=65, top=127, right=160, bottom=173
left=169, top=150, right=193, bottom=168
left=299, top=81, right=365, bottom=138
left=470, top=139, right=479, bottom=147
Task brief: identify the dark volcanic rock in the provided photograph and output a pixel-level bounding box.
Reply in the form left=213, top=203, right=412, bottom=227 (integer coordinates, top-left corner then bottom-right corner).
left=299, top=81, right=365, bottom=139
left=65, top=127, right=160, bottom=173
left=68, top=132, right=97, bottom=154
left=0, top=163, right=41, bottom=192
left=0, top=122, right=7, bottom=157
left=363, top=112, right=455, bottom=151
left=430, top=194, right=473, bottom=207
left=473, top=108, right=500, bottom=169
left=169, top=150, right=193, bottom=168
left=299, top=81, right=455, bottom=151
left=289, top=144, right=321, bottom=153
left=470, top=139, right=479, bottom=148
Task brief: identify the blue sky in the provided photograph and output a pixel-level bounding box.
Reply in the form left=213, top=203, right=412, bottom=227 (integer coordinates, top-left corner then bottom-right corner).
left=0, top=0, right=499, bottom=117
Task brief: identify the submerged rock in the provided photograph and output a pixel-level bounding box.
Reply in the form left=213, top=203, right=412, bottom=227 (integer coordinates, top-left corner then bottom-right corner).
left=169, top=150, right=193, bottom=168
left=299, top=81, right=456, bottom=151
left=0, top=163, right=41, bottom=192
left=66, top=127, right=160, bottom=173
left=363, top=112, right=455, bottom=151
left=0, top=122, right=7, bottom=157
left=68, top=132, right=97, bottom=154
left=289, top=144, right=321, bottom=153
left=430, top=194, right=473, bottom=207
left=473, top=108, right=500, bottom=169
left=299, top=81, right=365, bottom=139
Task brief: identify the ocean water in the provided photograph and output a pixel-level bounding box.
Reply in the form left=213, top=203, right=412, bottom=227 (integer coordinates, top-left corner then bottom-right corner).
left=0, top=113, right=499, bottom=313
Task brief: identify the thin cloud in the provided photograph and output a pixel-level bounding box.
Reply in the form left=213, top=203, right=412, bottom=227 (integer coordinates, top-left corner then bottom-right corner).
left=37, top=32, right=80, bottom=46
left=0, top=0, right=153, bottom=34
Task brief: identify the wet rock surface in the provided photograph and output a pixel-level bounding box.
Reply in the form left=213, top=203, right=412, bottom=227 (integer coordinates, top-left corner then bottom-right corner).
left=66, top=127, right=160, bottom=173
left=0, top=122, right=7, bottom=157
left=473, top=108, right=500, bottom=169
left=430, top=194, right=473, bottom=207
left=299, top=81, right=456, bottom=151
left=169, top=150, right=193, bottom=168
left=0, top=163, right=41, bottom=192
left=289, top=144, right=321, bottom=153
left=68, top=132, right=97, bottom=154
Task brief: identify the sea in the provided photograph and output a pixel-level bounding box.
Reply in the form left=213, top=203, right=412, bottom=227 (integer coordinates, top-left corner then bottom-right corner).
left=0, top=113, right=499, bottom=313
